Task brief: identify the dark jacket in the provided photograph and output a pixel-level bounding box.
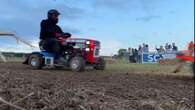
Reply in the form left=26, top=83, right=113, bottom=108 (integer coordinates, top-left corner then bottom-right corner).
left=40, top=19, right=63, bottom=40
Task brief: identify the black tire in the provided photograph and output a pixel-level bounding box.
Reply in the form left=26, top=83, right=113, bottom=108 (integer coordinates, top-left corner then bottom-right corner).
left=94, top=57, right=106, bottom=70
left=69, top=56, right=85, bottom=72
left=28, top=54, right=43, bottom=69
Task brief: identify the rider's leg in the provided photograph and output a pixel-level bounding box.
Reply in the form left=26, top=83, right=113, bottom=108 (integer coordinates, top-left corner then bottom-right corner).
left=51, top=38, right=60, bottom=54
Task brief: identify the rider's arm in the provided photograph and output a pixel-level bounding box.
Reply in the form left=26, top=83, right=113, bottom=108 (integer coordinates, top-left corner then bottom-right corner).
left=54, top=25, right=71, bottom=39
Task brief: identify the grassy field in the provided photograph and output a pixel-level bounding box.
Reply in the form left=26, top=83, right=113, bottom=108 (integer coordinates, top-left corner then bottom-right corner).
left=107, top=62, right=193, bottom=76
left=105, top=59, right=193, bottom=77
left=1, top=57, right=193, bottom=76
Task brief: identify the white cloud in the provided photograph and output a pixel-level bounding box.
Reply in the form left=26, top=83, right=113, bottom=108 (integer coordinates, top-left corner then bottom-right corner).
left=100, top=40, right=123, bottom=56
left=0, top=39, right=39, bottom=53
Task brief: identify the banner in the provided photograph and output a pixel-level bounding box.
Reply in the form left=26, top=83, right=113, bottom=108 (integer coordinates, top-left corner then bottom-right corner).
left=142, top=52, right=176, bottom=63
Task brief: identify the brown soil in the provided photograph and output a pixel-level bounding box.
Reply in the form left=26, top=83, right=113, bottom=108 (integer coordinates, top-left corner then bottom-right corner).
left=0, top=62, right=194, bottom=110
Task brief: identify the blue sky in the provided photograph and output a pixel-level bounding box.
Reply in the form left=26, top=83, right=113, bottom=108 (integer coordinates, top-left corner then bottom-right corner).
left=0, top=0, right=194, bottom=55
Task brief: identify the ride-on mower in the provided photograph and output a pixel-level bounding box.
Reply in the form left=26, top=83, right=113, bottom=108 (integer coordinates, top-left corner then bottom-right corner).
left=24, top=36, right=106, bottom=72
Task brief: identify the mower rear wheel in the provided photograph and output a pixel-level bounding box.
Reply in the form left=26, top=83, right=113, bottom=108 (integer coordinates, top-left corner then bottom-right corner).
left=28, top=54, right=43, bottom=69
left=94, top=57, right=106, bottom=70
left=69, top=56, right=85, bottom=72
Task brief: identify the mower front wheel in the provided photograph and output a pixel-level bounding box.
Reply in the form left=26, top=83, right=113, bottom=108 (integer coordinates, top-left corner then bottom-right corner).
left=94, top=57, right=106, bottom=70
left=69, top=56, right=85, bottom=72
left=28, top=54, right=43, bottom=69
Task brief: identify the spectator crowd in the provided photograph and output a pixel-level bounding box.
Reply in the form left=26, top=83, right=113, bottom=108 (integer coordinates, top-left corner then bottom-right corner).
left=128, top=42, right=178, bottom=63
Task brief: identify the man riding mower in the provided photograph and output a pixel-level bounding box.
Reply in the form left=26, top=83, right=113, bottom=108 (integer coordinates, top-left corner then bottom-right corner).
left=23, top=9, right=106, bottom=71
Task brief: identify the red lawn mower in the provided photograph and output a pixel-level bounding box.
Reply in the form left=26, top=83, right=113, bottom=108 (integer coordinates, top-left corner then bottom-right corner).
left=24, top=35, right=106, bottom=72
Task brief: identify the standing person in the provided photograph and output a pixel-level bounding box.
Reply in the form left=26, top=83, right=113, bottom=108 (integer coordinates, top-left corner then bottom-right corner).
left=134, top=49, right=139, bottom=63
left=156, top=45, right=165, bottom=53
left=145, top=44, right=149, bottom=53
left=165, top=43, right=169, bottom=52
left=132, top=49, right=136, bottom=63
left=138, top=45, right=143, bottom=63
left=172, top=43, right=178, bottom=52
left=167, top=44, right=172, bottom=52
left=128, top=48, right=133, bottom=63
left=155, top=46, right=160, bottom=53
left=138, top=45, right=143, bottom=52
left=142, top=43, right=146, bottom=52
left=159, top=46, right=165, bottom=53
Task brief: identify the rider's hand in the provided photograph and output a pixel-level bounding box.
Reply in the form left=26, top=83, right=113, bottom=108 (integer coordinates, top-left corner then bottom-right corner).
left=62, top=33, right=71, bottom=38
left=55, top=33, right=62, bottom=38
